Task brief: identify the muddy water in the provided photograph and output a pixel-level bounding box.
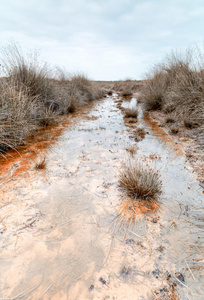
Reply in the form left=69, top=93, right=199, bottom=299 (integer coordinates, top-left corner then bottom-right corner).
left=0, top=95, right=203, bottom=299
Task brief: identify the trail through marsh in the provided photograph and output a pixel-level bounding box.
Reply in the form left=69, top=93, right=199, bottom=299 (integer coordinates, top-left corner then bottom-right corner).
left=0, top=94, right=203, bottom=299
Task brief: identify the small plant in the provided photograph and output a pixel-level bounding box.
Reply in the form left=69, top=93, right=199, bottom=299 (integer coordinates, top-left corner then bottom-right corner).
left=183, top=117, right=197, bottom=129
left=132, top=128, right=146, bottom=141
left=118, top=160, right=162, bottom=201
left=121, top=90, right=133, bottom=97
left=124, top=117, right=137, bottom=124
left=107, top=90, right=113, bottom=96
left=35, top=156, right=46, bottom=170
left=125, top=145, right=137, bottom=156
left=171, top=126, right=179, bottom=134
left=165, top=116, right=175, bottom=123
left=124, top=107, right=138, bottom=118
left=136, top=128, right=146, bottom=139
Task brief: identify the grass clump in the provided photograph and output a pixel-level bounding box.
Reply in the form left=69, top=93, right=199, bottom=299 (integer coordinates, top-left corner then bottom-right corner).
left=35, top=156, right=46, bottom=170
left=165, top=116, right=175, bottom=124
left=124, top=107, right=138, bottom=118
left=135, top=128, right=146, bottom=140
left=118, top=160, right=162, bottom=201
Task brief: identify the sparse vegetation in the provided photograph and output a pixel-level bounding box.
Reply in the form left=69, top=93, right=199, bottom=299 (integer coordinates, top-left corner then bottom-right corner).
left=133, top=128, right=146, bottom=141
left=121, top=89, right=133, bottom=97
left=118, top=160, right=162, bottom=201
left=165, top=116, right=175, bottom=124
left=35, top=156, right=46, bottom=170
left=125, top=145, right=137, bottom=156
left=107, top=90, right=113, bottom=96
left=124, top=107, right=138, bottom=118
left=170, top=126, right=179, bottom=134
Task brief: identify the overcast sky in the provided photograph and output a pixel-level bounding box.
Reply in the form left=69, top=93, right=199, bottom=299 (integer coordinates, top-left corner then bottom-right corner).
left=0, top=0, right=204, bottom=80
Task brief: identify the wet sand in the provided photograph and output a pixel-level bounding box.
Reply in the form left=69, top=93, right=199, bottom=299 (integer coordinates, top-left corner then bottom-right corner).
left=0, top=95, right=203, bottom=299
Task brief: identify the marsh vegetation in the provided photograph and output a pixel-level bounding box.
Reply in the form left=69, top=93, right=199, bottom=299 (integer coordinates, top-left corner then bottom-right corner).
left=0, top=43, right=105, bottom=154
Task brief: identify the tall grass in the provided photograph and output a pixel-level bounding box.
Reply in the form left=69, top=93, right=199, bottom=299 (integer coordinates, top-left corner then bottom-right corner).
left=2, top=43, right=55, bottom=101
left=140, top=46, right=204, bottom=126
left=0, top=43, right=104, bottom=153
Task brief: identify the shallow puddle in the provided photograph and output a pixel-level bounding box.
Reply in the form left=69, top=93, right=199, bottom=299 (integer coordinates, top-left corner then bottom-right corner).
left=0, top=94, right=203, bottom=299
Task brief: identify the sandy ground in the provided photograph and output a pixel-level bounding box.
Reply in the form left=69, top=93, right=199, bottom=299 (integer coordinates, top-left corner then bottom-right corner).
left=0, top=94, right=203, bottom=299
left=147, top=109, right=204, bottom=187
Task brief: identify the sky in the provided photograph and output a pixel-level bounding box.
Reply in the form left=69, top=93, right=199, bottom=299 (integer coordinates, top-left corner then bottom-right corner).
left=0, top=0, right=204, bottom=80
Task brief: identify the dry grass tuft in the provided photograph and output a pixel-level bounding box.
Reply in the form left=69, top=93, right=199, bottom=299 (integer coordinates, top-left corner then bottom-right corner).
left=107, top=90, right=113, bottom=96
left=118, top=160, right=162, bottom=201
left=124, top=117, right=138, bottom=124
left=125, top=145, right=137, bottom=156
left=121, top=90, right=133, bottom=97
left=171, top=126, right=179, bottom=134
left=133, top=128, right=146, bottom=141
left=165, top=116, right=176, bottom=124
left=124, top=107, right=138, bottom=118
left=35, top=156, right=46, bottom=170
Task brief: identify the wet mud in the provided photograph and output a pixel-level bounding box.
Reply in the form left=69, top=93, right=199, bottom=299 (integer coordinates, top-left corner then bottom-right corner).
left=0, top=95, right=203, bottom=299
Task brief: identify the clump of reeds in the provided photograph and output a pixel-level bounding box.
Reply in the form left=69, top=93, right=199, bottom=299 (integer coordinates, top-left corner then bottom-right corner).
left=124, top=107, right=138, bottom=118
left=118, top=160, right=162, bottom=201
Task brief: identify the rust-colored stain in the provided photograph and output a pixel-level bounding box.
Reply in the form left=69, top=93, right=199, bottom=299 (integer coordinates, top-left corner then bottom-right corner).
left=144, top=112, right=184, bottom=156
left=118, top=197, right=159, bottom=221
left=0, top=100, right=99, bottom=181
left=0, top=118, right=72, bottom=180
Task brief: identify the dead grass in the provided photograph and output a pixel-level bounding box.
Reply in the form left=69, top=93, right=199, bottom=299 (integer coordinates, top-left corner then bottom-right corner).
left=125, top=145, right=137, bottom=156
left=170, top=126, right=179, bottom=134
left=140, top=47, right=204, bottom=126
left=0, top=43, right=104, bottom=155
left=118, top=160, right=162, bottom=201
left=2, top=43, right=55, bottom=101
left=35, top=156, right=46, bottom=170
left=133, top=128, right=146, bottom=141
left=107, top=90, right=113, bottom=96
left=165, top=116, right=176, bottom=124
left=124, top=107, right=138, bottom=118
left=124, top=117, right=138, bottom=124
